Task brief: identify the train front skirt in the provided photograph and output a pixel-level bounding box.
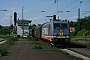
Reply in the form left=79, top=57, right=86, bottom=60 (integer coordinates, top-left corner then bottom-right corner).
left=41, top=35, right=70, bottom=45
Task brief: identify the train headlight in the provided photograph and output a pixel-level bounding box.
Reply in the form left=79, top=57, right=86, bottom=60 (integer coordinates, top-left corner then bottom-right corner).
left=60, top=33, right=62, bottom=36
left=62, top=33, right=63, bottom=36
left=60, top=32, right=63, bottom=36
left=60, top=30, right=62, bottom=32
left=66, top=36, right=69, bottom=38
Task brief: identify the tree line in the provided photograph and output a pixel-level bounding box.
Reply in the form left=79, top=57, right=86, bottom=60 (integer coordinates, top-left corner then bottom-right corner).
left=70, top=16, right=90, bottom=37
left=0, top=25, right=10, bottom=35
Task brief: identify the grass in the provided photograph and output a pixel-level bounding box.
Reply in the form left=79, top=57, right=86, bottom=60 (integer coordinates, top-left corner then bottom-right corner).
left=5, top=37, right=18, bottom=47
left=34, top=44, right=43, bottom=49
left=71, top=36, right=85, bottom=38
left=71, top=39, right=90, bottom=46
left=27, top=36, right=40, bottom=41
left=29, top=41, right=41, bottom=44
left=27, top=36, right=34, bottom=41
left=0, top=48, right=7, bottom=57
left=0, top=37, right=18, bottom=57
left=0, top=34, right=14, bottom=38
left=49, top=46, right=59, bottom=51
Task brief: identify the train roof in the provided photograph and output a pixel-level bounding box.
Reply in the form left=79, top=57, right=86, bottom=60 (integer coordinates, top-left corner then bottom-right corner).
left=17, top=19, right=32, bottom=23
left=44, top=19, right=68, bottom=24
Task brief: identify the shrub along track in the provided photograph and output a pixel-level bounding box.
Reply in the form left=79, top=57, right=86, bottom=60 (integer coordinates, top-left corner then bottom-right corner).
left=0, top=37, right=17, bottom=57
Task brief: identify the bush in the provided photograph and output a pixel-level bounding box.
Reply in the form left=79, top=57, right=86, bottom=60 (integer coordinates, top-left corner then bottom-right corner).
left=77, top=29, right=87, bottom=36
left=27, top=36, right=39, bottom=41
left=70, top=30, right=78, bottom=36
left=5, top=37, right=18, bottom=46
left=34, top=45, right=43, bottom=49
left=33, top=38, right=39, bottom=41
left=0, top=35, right=13, bottom=38
left=0, top=48, right=7, bottom=57
left=27, top=36, right=33, bottom=41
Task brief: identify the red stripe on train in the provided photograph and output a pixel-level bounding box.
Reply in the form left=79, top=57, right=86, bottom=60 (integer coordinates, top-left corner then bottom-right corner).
left=41, top=36, right=53, bottom=42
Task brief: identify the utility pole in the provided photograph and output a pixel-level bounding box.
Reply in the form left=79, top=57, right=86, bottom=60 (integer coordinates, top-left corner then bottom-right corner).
left=78, top=1, right=83, bottom=31
left=10, top=16, right=12, bottom=25
left=78, top=8, right=80, bottom=31
left=10, top=16, right=12, bottom=34
left=22, top=7, right=24, bottom=36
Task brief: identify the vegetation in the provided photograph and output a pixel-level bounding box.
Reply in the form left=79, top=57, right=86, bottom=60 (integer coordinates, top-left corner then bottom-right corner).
left=29, top=24, right=36, bottom=29
left=27, top=36, right=33, bottom=41
left=5, top=37, right=18, bottom=47
left=0, top=37, right=18, bottom=57
left=70, top=16, right=90, bottom=37
left=0, top=48, right=7, bottom=57
left=27, top=36, right=40, bottom=41
left=72, top=40, right=90, bottom=46
left=0, top=26, right=10, bottom=35
left=34, top=44, right=43, bottom=49
left=0, top=35, right=14, bottom=38
left=0, top=25, right=13, bottom=35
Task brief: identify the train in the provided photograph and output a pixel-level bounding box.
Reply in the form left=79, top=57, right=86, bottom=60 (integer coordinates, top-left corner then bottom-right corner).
left=29, top=15, right=70, bottom=46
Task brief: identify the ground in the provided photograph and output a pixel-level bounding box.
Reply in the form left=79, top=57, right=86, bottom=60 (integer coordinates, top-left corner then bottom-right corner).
left=0, top=38, right=74, bottom=60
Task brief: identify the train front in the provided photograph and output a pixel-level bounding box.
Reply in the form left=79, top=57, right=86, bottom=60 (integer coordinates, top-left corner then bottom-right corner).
left=52, top=20, right=70, bottom=45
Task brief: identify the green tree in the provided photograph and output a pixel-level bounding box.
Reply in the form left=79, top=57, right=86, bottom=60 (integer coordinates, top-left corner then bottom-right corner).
left=29, top=24, right=36, bottom=29
left=0, top=25, right=2, bottom=29
left=70, top=16, right=90, bottom=36
left=69, top=21, right=74, bottom=27
left=0, top=27, right=10, bottom=35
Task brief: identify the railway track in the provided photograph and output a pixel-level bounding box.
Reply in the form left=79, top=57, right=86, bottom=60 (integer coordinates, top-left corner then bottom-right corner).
left=59, top=43, right=90, bottom=60
left=44, top=38, right=90, bottom=59
left=60, top=48, right=90, bottom=60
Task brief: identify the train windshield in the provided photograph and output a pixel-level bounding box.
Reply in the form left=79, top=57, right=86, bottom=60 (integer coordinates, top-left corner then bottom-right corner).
left=54, top=23, right=60, bottom=29
left=54, top=23, right=67, bottom=29
left=61, top=23, right=67, bottom=29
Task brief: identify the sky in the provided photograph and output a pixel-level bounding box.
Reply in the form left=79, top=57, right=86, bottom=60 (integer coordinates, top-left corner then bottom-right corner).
left=0, top=0, right=90, bottom=26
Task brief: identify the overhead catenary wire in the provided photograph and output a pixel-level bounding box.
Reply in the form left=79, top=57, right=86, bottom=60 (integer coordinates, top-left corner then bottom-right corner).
left=41, top=0, right=79, bottom=20
left=30, top=0, right=89, bottom=23
left=60, top=0, right=78, bottom=11
left=40, top=0, right=90, bottom=2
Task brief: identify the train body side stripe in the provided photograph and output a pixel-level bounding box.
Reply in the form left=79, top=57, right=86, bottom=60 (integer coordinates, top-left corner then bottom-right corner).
left=41, top=36, right=52, bottom=42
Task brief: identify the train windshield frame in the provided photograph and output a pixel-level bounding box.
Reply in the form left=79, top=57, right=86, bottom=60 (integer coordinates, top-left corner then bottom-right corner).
left=53, top=23, right=67, bottom=29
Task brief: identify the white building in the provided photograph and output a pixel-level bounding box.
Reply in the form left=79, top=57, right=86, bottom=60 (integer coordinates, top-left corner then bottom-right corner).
left=16, top=19, right=31, bottom=37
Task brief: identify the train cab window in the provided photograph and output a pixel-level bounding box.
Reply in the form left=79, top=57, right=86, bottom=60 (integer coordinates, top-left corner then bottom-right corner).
left=54, top=23, right=68, bottom=30
left=61, top=23, right=67, bottom=29
left=54, top=23, right=60, bottom=29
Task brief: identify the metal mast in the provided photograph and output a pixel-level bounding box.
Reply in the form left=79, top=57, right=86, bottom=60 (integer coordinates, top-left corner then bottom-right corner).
left=78, top=8, right=80, bottom=31
left=22, top=7, right=24, bottom=36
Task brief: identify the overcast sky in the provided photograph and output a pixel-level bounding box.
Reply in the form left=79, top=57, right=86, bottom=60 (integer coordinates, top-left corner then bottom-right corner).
left=0, top=0, right=90, bottom=26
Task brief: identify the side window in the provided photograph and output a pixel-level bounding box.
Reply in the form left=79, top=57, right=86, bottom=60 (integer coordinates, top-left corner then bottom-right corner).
left=42, top=28, right=48, bottom=35
left=18, top=23, right=22, bottom=26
